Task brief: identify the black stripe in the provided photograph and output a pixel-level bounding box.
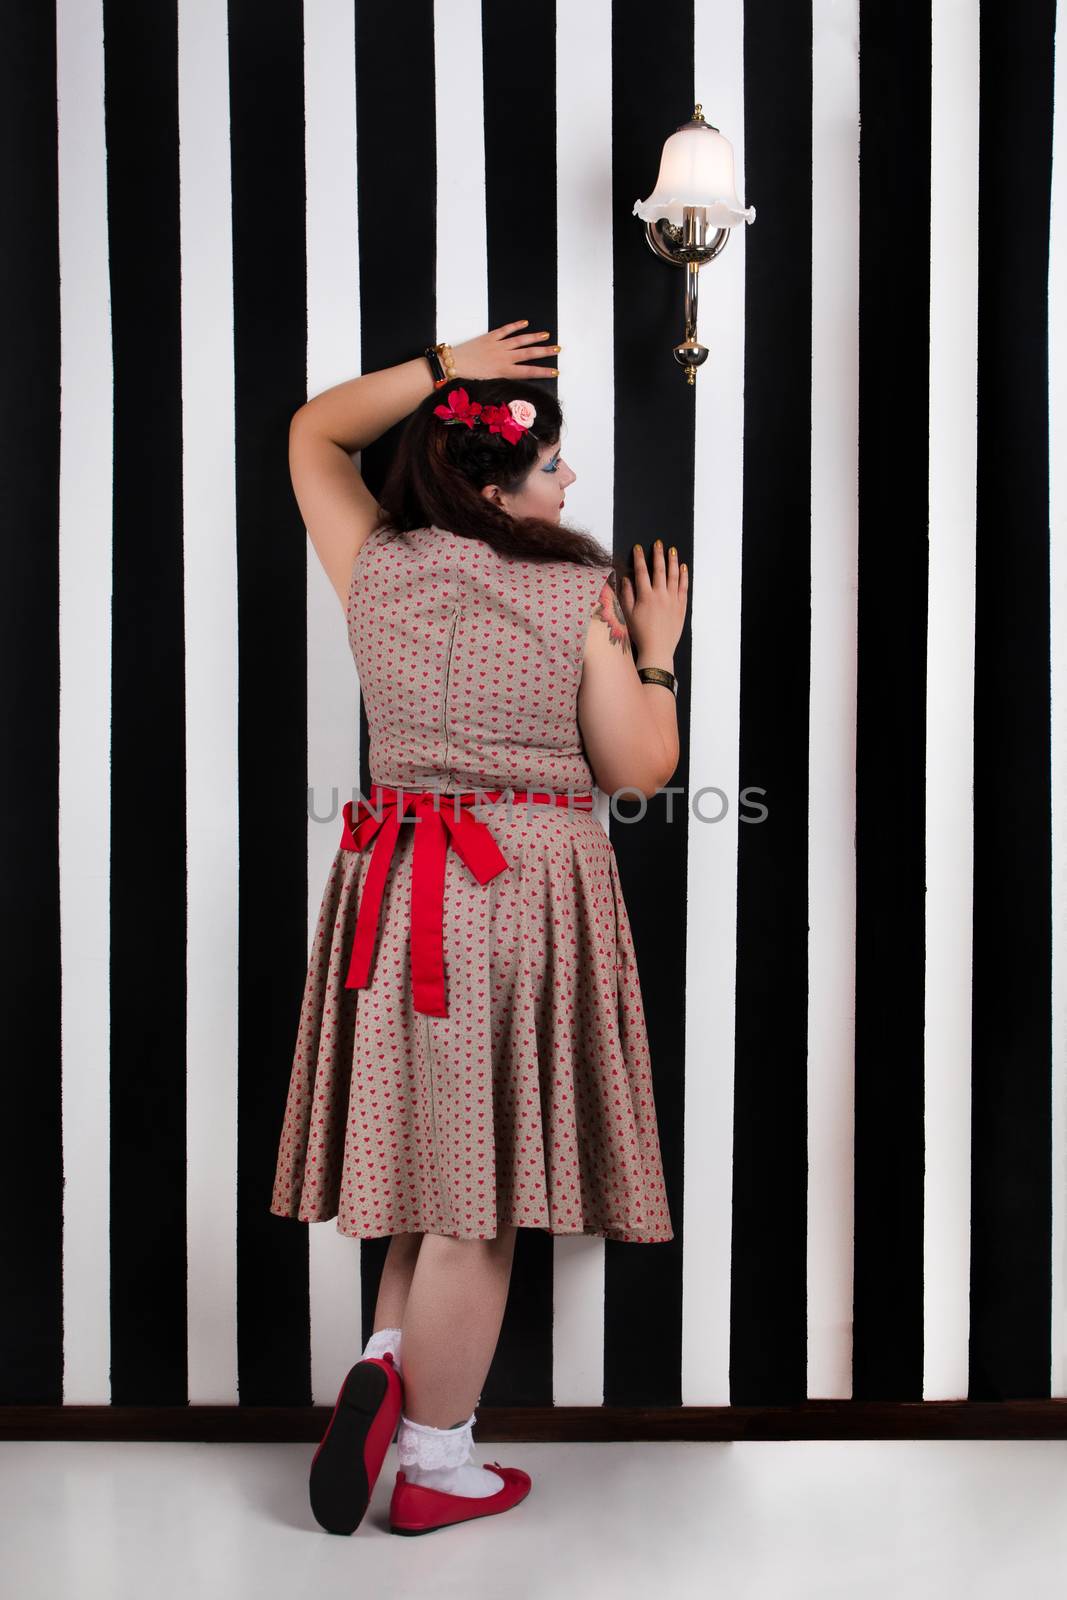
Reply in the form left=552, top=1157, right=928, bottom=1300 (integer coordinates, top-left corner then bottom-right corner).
left=478, top=0, right=561, bottom=1410
left=969, top=0, right=1056, bottom=1401
left=104, top=0, right=188, bottom=1403
left=0, top=3, right=62, bottom=1405
left=352, top=1, right=439, bottom=1340
left=852, top=0, right=937, bottom=1400
left=604, top=1, right=692, bottom=1408
left=852, top=2, right=932, bottom=1400
left=731, top=1, right=814, bottom=1404
left=228, top=0, right=311, bottom=1403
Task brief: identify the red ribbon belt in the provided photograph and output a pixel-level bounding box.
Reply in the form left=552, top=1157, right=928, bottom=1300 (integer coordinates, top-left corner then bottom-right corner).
left=339, top=782, right=594, bottom=1017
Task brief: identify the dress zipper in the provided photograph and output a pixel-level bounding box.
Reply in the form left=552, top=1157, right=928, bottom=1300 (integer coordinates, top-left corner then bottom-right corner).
left=440, top=606, right=461, bottom=790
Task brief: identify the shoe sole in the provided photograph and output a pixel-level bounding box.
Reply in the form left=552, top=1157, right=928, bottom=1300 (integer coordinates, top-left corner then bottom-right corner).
left=309, top=1360, right=394, bottom=1536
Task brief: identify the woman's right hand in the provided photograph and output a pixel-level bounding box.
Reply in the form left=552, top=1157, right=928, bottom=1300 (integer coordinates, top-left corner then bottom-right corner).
left=618, top=541, right=688, bottom=661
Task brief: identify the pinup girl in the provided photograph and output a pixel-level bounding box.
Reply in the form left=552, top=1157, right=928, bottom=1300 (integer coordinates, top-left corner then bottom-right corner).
left=269, top=319, right=687, bottom=1535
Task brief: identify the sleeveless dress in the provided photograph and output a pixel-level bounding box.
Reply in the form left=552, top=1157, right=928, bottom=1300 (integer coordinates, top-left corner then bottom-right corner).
left=268, top=523, right=674, bottom=1244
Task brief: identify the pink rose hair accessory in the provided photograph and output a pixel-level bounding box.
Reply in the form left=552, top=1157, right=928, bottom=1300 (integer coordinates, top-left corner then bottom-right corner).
left=433, top=388, right=537, bottom=446
left=499, top=398, right=537, bottom=440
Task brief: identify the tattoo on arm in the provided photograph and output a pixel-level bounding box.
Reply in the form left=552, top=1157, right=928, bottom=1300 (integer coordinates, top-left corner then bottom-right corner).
left=592, top=579, right=631, bottom=654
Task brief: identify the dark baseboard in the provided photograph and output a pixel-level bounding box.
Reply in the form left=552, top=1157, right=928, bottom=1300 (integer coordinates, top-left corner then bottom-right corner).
left=3, top=1400, right=1067, bottom=1442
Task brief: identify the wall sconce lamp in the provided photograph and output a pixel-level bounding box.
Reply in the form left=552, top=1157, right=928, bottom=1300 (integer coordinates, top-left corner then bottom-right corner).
left=633, top=104, right=756, bottom=385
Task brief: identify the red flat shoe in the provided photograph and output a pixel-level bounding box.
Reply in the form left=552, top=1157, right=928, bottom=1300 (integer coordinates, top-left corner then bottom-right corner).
left=388, top=1462, right=532, bottom=1535
left=309, top=1351, right=403, bottom=1535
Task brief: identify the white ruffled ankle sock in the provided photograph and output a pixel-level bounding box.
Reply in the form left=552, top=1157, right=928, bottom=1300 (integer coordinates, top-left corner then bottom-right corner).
left=361, top=1326, right=403, bottom=1371
left=396, top=1411, right=501, bottom=1498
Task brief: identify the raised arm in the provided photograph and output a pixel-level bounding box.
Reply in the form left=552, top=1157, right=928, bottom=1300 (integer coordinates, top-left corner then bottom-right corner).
left=577, top=542, right=687, bottom=801
left=288, top=322, right=561, bottom=611
left=288, top=357, right=437, bottom=610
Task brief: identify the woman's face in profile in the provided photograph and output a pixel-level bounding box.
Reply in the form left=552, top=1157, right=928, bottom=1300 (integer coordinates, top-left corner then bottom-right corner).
left=484, top=438, right=578, bottom=523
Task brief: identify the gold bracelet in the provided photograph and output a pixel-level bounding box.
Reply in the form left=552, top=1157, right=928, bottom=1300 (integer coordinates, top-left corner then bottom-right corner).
left=637, top=665, right=678, bottom=697
left=435, top=341, right=457, bottom=381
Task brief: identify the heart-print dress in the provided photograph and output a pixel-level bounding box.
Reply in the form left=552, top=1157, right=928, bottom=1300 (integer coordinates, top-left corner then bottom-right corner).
left=268, top=523, right=674, bottom=1243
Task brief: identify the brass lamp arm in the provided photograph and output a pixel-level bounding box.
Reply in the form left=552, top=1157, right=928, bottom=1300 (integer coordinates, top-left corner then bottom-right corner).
left=641, top=209, right=732, bottom=385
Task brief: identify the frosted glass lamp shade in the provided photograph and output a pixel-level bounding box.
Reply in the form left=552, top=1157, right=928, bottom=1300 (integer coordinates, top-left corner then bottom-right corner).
left=633, top=120, right=755, bottom=229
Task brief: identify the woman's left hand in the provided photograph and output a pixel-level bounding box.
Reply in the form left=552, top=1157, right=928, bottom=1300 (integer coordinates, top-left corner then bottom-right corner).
left=448, top=321, right=561, bottom=381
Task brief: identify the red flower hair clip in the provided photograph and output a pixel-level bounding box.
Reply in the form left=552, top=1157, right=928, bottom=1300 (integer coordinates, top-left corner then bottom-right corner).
left=433, top=387, right=482, bottom=428
left=433, top=388, right=536, bottom=446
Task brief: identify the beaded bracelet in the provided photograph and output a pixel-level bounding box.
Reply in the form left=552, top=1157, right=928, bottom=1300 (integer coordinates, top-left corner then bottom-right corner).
left=423, top=342, right=457, bottom=390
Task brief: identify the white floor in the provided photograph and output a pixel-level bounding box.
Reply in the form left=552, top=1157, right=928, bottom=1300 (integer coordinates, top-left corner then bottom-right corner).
left=4, top=1437, right=1067, bottom=1598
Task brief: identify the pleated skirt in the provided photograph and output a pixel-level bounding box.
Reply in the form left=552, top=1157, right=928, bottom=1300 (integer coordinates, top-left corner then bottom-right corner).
left=268, top=798, right=674, bottom=1243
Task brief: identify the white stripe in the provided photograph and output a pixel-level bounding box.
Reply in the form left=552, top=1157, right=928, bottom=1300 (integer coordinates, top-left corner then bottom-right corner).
left=923, top=0, right=980, bottom=1402
left=1049, top=0, right=1067, bottom=1396
left=553, top=0, right=614, bottom=1408
left=683, top=0, right=748, bottom=1406
left=180, top=0, right=240, bottom=1404
left=305, top=0, right=366, bottom=1402
left=58, top=0, right=114, bottom=1403
left=807, top=0, right=861, bottom=1401
left=434, top=0, right=488, bottom=363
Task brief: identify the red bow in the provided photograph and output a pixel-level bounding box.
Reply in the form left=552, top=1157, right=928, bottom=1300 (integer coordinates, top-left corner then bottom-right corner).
left=339, top=786, right=510, bottom=1017
left=339, top=783, right=593, bottom=1016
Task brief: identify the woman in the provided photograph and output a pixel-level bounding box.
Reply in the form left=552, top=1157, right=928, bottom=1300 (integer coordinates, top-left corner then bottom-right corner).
left=270, top=319, right=688, bottom=1536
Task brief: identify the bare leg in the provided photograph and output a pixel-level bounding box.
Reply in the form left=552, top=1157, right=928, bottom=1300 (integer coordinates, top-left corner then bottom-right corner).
left=371, top=1230, right=424, bottom=1331
left=400, top=1224, right=518, bottom=1427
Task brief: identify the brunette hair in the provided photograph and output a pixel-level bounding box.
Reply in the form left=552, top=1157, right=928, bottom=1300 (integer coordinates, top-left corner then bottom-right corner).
left=374, top=377, right=620, bottom=579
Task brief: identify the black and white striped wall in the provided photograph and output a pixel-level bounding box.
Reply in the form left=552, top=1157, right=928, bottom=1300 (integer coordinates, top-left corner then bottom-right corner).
left=3, top=0, right=1065, bottom=1421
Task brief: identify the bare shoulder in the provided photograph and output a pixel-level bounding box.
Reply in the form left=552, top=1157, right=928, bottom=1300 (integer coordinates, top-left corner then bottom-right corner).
left=288, top=412, right=382, bottom=611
